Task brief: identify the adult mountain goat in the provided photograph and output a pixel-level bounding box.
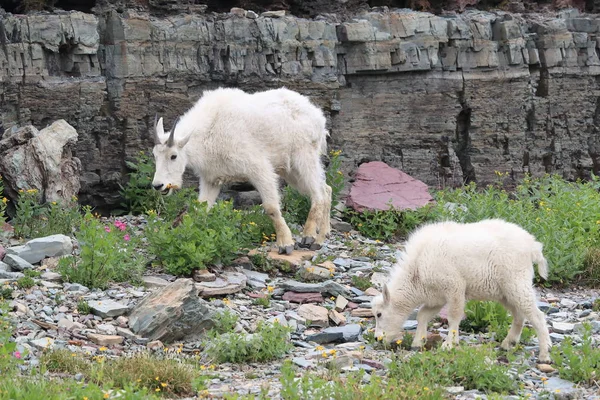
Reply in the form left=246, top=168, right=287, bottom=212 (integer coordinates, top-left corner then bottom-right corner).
left=151, top=87, right=332, bottom=255
left=372, top=218, right=552, bottom=362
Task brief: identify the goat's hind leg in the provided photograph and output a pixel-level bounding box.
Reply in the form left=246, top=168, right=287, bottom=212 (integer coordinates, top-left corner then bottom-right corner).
left=251, top=171, right=295, bottom=255
left=292, top=154, right=330, bottom=250
left=499, top=300, right=525, bottom=351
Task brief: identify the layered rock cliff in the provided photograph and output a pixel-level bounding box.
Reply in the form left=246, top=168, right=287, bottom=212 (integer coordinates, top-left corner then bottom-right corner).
left=1, top=6, right=600, bottom=207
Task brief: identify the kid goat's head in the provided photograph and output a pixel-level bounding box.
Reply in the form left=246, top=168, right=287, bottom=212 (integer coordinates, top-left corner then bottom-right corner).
left=372, top=284, right=405, bottom=342
left=151, top=115, right=191, bottom=195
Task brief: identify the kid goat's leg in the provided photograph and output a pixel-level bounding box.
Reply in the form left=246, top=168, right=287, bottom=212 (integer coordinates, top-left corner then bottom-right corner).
left=412, top=304, right=444, bottom=349
left=251, top=171, right=295, bottom=255
left=441, top=291, right=466, bottom=350
left=513, top=287, right=552, bottom=363
left=500, top=300, right=525, bottom=350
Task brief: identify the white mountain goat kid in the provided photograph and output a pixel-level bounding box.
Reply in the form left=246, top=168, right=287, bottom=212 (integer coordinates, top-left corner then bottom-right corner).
left=371, top=218, right=552, bottom=362
left=151, top=87, right=332, bottom=254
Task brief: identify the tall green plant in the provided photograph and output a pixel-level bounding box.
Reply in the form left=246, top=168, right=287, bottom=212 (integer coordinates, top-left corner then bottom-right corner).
left=119, top=151, right=162, bottom=215
left=59, top=207, right=146, bottom=289
left=0, top=176, right=7, bottom=226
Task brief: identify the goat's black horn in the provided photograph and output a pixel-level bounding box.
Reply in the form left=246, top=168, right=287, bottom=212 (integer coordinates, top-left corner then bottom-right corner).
left=166, top=116, right=180, bottom=147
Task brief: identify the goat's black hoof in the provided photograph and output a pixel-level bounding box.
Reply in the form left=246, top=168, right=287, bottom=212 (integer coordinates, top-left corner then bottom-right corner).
left=278, top=245, right=294, bottom=255
left=298, top=236, right=315, bottom=248
left=309, top=243, right=322, bottom=251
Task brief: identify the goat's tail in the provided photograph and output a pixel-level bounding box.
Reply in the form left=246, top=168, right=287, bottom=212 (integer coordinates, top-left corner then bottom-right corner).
left=532, top=241, right=549, bottom=280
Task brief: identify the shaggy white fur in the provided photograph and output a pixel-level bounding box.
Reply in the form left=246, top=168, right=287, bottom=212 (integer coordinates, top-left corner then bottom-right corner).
left=151, top=87, right=332, bottom=254
left=371, top=218, right=552, bottom=362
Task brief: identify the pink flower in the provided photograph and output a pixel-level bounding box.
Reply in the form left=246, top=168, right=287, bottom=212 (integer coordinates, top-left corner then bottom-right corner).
left=124, top=234, right=130, bottom=242
left=13, top=351, right=21, bottom=359
left=114, top=220, right=127, bottom=231
left=104, top=226, right=111, bottom=233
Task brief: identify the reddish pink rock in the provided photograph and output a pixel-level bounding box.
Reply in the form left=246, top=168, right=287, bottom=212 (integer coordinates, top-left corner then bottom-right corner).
left=281, top=291, right=324, bottom=304
left=347, top=161, right=434, bottom=212
left=346, top=301, right=359, bottom=309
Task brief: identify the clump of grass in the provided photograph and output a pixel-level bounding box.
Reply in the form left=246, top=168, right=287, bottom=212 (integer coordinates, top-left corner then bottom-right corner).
left=551, top=322, right=600, bottom=385
left=351, top=275, right=371, bottom=291
left=0, top=287, right=13, bottom=300
left=16, top=276, right=35, bottom=289
left=253, top=296, right=270, bottom=308
left=279, top=360, right=445, bottom=400
left=77, top=300, right=90, bottom=315
left=389, top=343, right=521, bottom=394
left=41, top=349, right=91, bottom=375
left=101, top=354, right=196, bottom=397
left=204, top=321, right=292, bottom=364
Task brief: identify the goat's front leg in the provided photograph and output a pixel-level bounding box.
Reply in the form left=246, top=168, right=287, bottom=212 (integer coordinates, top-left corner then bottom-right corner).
left=411, top=304, right=444, bottom=349
left=441, top=294, right=465, bottom=350
left=198, top=179, right=221, bottom=210
left=251, top=172, right=295, bottom=255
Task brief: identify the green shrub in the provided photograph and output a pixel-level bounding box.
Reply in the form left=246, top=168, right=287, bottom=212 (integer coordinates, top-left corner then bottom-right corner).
left=146, top=200, right=269, bottom=276
left=204, top=321, right=292, bottom=363
left=460, top=301, right=512, bottom=342
left=430, top=174, right=600, bottom=285
left=551, top=322, right=600, bottom=385
left=59, top=208, right=146, bottom=289
left=345, top=203, right=435, bottom=242
left=119, top=151, right=163, bottom=215
left=212, top=309, right=239, bottom=334
left=13, top=189, right=44, bottom=239
left=281, top=149, right=346, bottom=225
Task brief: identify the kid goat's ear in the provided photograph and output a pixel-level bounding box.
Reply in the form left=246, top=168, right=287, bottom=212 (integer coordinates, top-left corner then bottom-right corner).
left=383, top=284, right=390, bottom=304
left=154, top=116, right=165, bottom=144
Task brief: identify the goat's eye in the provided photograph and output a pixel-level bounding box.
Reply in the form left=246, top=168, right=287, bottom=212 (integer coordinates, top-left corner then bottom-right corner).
left=170, top=155, right=177, bottom=160
left=376, top=313, right=382, bottom=318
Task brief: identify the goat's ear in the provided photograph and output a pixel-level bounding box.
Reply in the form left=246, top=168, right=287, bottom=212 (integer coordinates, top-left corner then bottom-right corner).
left=155, top=117, right=165, bottom=144
left=383, top=284, right=390, bottom=304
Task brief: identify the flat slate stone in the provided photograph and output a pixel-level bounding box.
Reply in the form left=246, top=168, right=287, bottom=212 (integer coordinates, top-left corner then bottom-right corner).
left=346, top=161, right=434, bottom=212
left=88, top=299, right=129, bottom=318
left=6, top=234, right=72, bottom=264
left=306, top=324, right=362, bottom=344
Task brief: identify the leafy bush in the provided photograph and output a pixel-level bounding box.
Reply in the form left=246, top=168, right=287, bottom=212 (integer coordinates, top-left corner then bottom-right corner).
left=204, top=321, right=292, bottom=363
left=345, top=203, right=435, bottom=242
left=59, top=208, right=146, bottom=289
left=430, top=174, right=600, bottom=285
left=282, top=149, right=346, bottom=225
left=146, top=200, right=272, bottom=276
left=119, top=151, right=162, bottom=215
left=551, top=322, right=600, bottom=385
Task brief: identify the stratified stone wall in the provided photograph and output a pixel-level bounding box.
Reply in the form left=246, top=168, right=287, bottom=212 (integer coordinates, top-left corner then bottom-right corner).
left=1, top=7, right=600, bottom=206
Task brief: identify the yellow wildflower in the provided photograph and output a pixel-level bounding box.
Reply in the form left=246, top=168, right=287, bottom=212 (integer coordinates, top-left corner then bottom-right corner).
left=161, top=382, right=167, bottom=387
left=103, top=393, right=110, bottom=399
left=99, top=346, right=107, bottom=352
left=359, top=345, right=365, bottom=351
left=396, top=339, right=402, bottom=345
left=200, top=365, right=206, bottom=370
left=209, top=365, right=215, bottom=370
left=1, top=198, right=7, bottom=204
left=424, top=387, right=430, bottom=391
left=316, top=345, right=324, bottom=351
left=321, top=351, right=328, bottom=358
left=329, top=349, right=337, bottom=356
left=267, top=286, right=274, bottom=293
left=155, top=388, right=161, bottom=392
left=155, top=376, right=160, bottom=381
